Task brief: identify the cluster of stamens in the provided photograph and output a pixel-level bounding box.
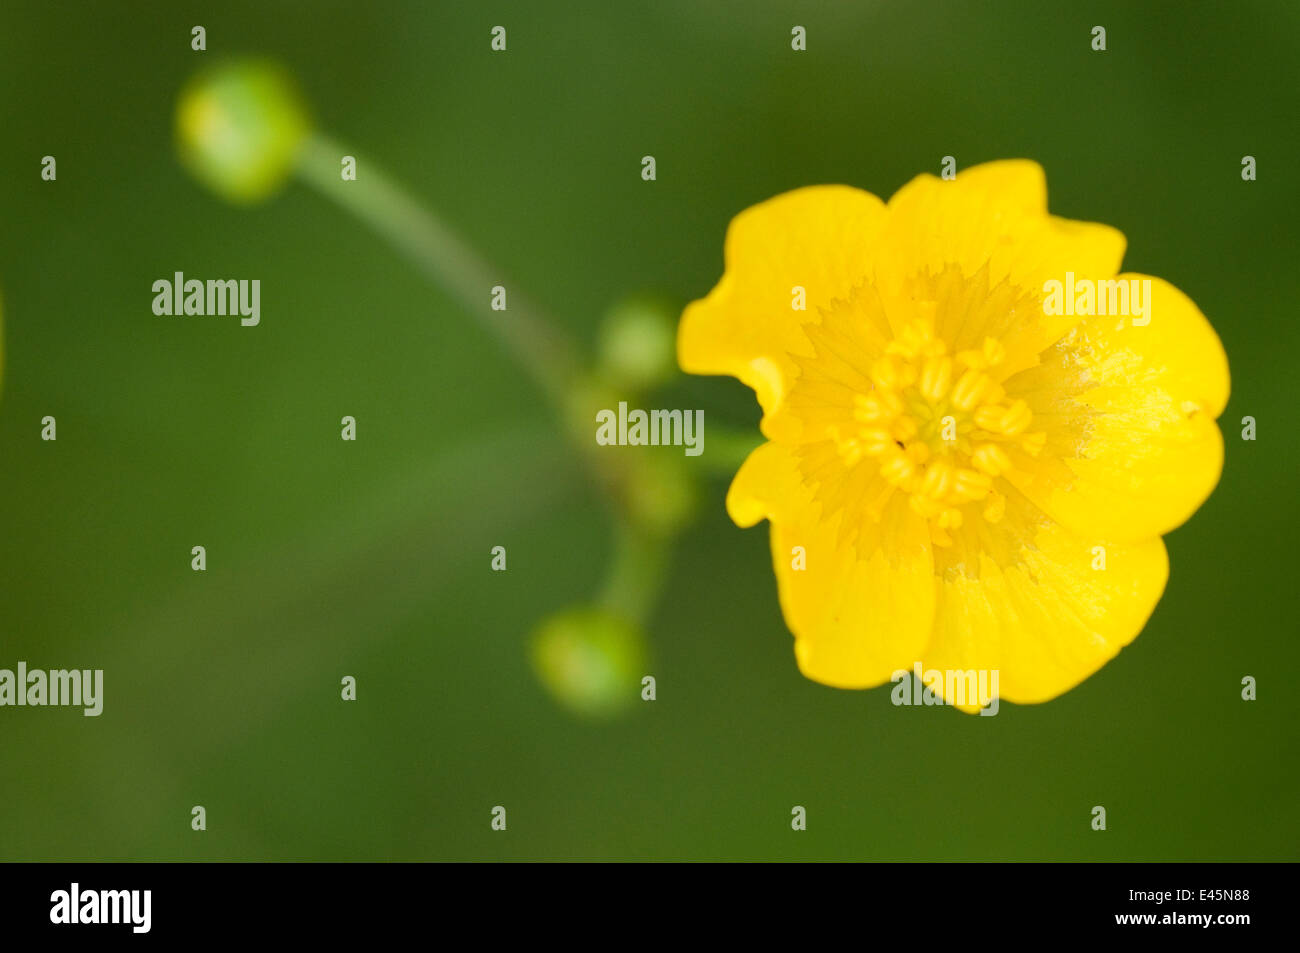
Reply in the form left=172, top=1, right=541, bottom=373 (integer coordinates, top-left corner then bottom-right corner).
left=830, top=320, right=1046, bottom=546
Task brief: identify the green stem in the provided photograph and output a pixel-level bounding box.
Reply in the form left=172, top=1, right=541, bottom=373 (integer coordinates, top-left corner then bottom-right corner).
left=295, top=131, right=691, bottom=628
left=295, top=133, right=582, bottom=406
left=597, top=520, right=670, bottom=626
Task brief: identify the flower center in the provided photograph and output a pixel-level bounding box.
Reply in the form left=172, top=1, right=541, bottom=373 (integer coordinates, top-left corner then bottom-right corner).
left=827, top=317, right=1046, bottom=547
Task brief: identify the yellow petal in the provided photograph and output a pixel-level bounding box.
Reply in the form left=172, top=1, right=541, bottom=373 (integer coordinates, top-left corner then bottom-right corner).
left=872, top=160, right=1127, bottom=375
left=1005, top=275, right=1229, bottom=542
left=728, top=442, right=936, bottom=688
left=876, top=160, right=1126, bottom=286
left=678, top=185, right=888, bottom=414
left=725, top=440, right=802, bottom=528
left=922, top=493, right=1169, bottom=709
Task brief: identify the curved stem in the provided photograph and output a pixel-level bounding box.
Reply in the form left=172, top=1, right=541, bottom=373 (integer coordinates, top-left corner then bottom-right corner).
left=598, top=519, right=670, bottom=626
left=293, top=131, right=693, bottom=632
left=295, top=133, right=582, bottom=406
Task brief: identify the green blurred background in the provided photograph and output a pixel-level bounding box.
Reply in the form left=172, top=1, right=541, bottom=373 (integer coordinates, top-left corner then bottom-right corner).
left=1, top=0, right=1296, bottom=861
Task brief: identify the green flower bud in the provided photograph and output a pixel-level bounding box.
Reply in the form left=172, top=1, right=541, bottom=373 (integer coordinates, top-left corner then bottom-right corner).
left=176, top=59, right=312, bottom=204
left=596, top=294, right=680, bottom=393
left=530, top=607, right=648, bottom=717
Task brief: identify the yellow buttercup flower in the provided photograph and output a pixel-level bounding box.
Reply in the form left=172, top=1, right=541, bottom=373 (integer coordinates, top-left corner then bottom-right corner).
left=679, top=160, right=1229, bottom=710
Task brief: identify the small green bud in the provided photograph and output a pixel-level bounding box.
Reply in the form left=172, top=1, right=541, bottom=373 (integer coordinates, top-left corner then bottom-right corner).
left=596, top=294, right=680, bottom=393
left=176, top=59, right=312, bottom=204
left=530, top=607, right=647, bottom=717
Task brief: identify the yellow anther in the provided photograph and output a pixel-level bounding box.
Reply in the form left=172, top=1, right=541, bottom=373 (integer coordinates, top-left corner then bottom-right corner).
left=920, top=458, right=956, bottom=499
left=973, top=404, right=1006, bottom=432
left=885, top=319, right=935, bottom=359
left=983, top=490, right=1007, bottom=524
left=952, top=468, right=992, bottom=502
left=854, top=389, right=904, bottom=423
left=852, top=392, right=887, bottom=423
left=970, top=442, right=1012, bottom=476
left=937, top=507, right=963, bottom=530
left=878, top=450, right=915, bottom=486
left=982, top=337, right=1006, bottom=366
left=956, top=337, right=1006, bottom=370
left=919, top=355, right=954, bottom=402
left=837, top=437, right=864, bottom=466
left=1001, top=399, right=1032, bottom=435
left=974, top=399, right=1031, bottom=435
left=858, top=428, right=896, bottom=456
left=950, top=369, right=995, bottom=411
left=1018, top=430, right=1047, bottom=456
